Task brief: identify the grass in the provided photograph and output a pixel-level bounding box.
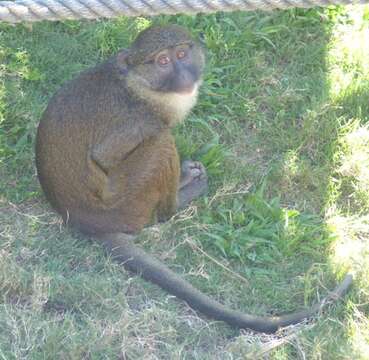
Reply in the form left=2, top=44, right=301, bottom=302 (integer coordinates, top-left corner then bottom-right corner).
left=0, top=4, right=368, bottom=359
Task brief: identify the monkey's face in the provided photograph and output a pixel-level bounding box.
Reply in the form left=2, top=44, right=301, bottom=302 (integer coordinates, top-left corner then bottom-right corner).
left=128, top=42, right=205, bottom=95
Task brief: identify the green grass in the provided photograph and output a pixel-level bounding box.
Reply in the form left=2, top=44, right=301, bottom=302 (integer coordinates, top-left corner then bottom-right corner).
left=1, top=5, right=368, bottom=359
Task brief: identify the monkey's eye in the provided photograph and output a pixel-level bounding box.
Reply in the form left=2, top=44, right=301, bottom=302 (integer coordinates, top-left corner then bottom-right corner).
left=157, top=54, right=171, bottom=66
left=176, top=49, right=187, bottom=60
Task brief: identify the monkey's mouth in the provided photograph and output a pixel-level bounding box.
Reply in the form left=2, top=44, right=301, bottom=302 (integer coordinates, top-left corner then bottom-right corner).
left=176, top=82, right=200, bottom=96
left=178, top=86, right=195, bottom=95
left=157, top=69, right=201, bottom=95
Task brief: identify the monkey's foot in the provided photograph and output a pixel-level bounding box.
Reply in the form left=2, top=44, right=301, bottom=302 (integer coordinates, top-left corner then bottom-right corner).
left=178, top=160, right=208, bottom=208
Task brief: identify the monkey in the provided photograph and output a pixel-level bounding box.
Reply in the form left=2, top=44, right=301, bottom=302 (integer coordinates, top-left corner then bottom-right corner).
left=35, top=24, right=353, bottom=333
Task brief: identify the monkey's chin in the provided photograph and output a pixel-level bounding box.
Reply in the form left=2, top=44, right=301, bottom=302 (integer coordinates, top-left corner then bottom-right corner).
left=177, top=82, right=200, bottom=96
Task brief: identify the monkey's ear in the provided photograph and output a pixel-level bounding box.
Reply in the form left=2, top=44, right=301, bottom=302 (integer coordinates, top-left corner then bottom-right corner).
left=116, top=49, right=130, bottom=75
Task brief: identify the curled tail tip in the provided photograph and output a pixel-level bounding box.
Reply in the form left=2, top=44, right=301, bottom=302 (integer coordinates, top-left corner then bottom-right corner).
left=249, top=273, right=354, bottom=333
left=328, top=272, right=354, bottom=301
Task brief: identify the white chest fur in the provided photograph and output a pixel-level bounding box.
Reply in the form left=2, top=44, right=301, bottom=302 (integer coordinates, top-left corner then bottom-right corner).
left=159, top=84, right=199, bottom=123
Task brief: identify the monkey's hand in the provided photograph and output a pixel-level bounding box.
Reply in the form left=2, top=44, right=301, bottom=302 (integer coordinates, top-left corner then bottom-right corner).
left=85, top=154, right=120, bottom=205
left=178, top=160, right=208, bottom=208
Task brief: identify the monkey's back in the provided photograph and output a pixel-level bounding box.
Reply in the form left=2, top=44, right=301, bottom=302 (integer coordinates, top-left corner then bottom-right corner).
left=36, top=61, right=179, bottom=235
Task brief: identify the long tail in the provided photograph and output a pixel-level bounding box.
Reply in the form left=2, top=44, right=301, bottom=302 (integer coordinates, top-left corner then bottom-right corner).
left=101, top=233, right=353, bottom=333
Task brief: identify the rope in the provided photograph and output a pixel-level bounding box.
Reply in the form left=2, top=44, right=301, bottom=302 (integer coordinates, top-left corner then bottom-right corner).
left=0, top=0, right=366, bottom=23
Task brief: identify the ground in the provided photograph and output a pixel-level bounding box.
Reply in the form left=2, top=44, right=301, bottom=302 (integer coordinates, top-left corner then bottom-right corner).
left=0, top=5, right=368, bottom=359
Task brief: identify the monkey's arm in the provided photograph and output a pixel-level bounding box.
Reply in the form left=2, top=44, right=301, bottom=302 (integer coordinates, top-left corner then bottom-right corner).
left=91, top=132, right=138, bottom=173
left=86, top=121, right=163, bottom=204
left=91, top=122, right=162, bottom=173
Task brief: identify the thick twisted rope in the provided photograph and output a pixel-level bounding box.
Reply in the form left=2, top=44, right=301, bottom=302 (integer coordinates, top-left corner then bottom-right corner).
left=0, top=0, right=366, bottom=23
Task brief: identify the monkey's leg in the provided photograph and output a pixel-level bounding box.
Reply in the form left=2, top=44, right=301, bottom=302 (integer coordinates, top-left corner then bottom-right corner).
left=178, top=160, right=208, bottom=208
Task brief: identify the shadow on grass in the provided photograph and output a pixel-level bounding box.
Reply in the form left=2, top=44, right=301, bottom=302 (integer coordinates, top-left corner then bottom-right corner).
left=335, top=80, right=369, bottom=122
